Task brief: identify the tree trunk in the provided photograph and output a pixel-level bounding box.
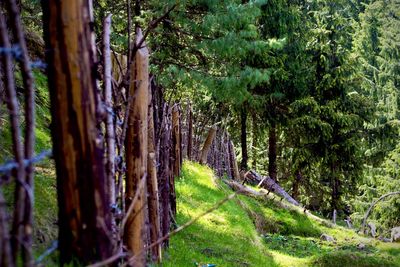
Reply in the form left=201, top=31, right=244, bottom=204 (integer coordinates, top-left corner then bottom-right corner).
left=42, top=0, right=113, bottom=263
left=103, top=14, right=116, bottom=206
left=172, top=105, right=181, bottom=178
left=199, top=126, right=217, bottom=164
left=124, top=28, right=149, bottom=267
left=268, top=123, right=277, bottom=181
left=147, top=92, right=161, bottom=263
left=252, top=116, right=257, bottom=170
left=158, top=104, right=171, bottom=247
left=291, top=169, right=302, bottom=200
left=330, top=174, right=340, bottom=214
left=240, top=108, right=248, bottom=170
left=228, top=139, right=240, bottom=180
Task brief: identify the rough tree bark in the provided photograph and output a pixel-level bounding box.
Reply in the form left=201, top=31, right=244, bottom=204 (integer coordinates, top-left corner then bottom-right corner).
left=42, top=0, right=113, bottom=264
left=124, top=28, right=149, bottom=267
left=172, top=105, right=181, bottom=178
left=147, top=90, right=161, bottom=263
left=199, top=126, right=217, bottom=164
left=103, top=14, right=116, bottom=206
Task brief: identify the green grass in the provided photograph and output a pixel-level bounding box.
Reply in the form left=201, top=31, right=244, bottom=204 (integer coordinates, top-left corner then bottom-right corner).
left=162, top=161, right=400, bottom=267
left=162, top=162, right=279, bottom=267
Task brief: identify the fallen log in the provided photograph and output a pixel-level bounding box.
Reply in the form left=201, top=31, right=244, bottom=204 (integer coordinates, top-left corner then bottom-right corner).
left=224, top=178, right=334, bottom=228
left=244, top=170, right=300, bottom=206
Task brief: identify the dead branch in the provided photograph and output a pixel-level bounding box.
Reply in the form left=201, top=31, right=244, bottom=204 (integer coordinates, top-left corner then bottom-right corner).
left=361, top=191, right=400, bottom=232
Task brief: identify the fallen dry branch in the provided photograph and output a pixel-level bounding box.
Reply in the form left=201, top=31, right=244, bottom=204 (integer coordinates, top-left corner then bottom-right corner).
left=361, top=191, right=400, bottom=232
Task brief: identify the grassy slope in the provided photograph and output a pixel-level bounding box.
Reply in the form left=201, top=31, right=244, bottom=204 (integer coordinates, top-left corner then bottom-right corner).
left=162, top=162, right=400, bottom=267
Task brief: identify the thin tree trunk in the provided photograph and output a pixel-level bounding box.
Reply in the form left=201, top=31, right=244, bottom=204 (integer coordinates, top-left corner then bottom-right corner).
left=124, top=28, right=149, bottom=267
left=0, top=12, right=26, bottom=266
left=187, top=103, right=193, bottom=160
left=42, top=0, right=113, bottom=263
left=291, top=169, right=302, bottom=200
left=252, top=116, right=257, bottom=170
left=103, top=14, right=116, bottom=207
left=169, top=109, right=177, bottom=216
left=228, top=139, right=240, bottom=180
left=172, top=105, right=181, bottom=178
left=158, top=104, right=171, bottom=248
left=268, top=123, right=277, bottom=181
left=240, top=108, right=248, bottom=170
left=199, top=126, right=217, bottom=164
left=147, top=92, right=161, bottom=263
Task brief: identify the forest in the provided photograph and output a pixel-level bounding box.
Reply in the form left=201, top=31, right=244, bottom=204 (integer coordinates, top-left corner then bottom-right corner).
left=0, top=0, right=399, bottom=266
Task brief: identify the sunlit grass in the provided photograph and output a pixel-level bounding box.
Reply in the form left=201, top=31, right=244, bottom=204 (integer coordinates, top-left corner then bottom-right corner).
left=162, top=161, right=400, bottom=267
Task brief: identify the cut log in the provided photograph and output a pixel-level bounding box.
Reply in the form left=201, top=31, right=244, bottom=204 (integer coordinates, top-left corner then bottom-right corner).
left=245, top=170, right=300, bottom=206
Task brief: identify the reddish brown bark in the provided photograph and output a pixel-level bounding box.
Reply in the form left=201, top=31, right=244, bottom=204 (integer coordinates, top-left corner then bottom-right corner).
left=42, top=0, right=113, bottom=264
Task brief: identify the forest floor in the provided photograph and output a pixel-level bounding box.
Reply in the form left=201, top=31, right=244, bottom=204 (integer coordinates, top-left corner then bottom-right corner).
left=161, top=162, right=400, bottom=267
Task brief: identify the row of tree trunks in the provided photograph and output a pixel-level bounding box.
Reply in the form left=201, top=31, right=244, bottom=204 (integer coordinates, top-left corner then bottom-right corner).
left=195, top=123, right=241, bottom=181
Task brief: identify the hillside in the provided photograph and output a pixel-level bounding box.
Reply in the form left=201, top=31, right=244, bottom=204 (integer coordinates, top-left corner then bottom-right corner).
left=162, top=162, right=400, bottom=267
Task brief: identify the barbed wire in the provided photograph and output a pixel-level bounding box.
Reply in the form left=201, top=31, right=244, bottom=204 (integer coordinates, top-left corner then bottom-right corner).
left=0, top=45, right=47, bottom=69
left=0, top=149, right=52, bottom=174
